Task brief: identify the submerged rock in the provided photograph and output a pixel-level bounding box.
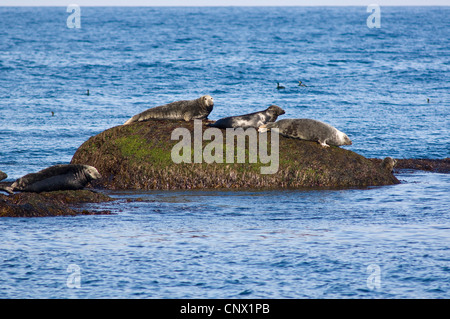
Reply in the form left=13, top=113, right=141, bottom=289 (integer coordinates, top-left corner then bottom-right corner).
left=394, top=158, right=450, bottom=173
left=0, top=190, right=114, bottom=217
left=369, top=158, right=450, bottom=174
left=71, top=119, right=399, bottom=189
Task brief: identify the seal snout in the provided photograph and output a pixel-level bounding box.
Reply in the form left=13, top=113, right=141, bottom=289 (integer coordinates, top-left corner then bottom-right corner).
left=268, top=105, right=285, bottom=116
left=341, top=133, right=352, bottom=145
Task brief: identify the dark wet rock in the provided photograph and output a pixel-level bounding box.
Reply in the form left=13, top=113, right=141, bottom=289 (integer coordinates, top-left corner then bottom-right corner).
left=370, top=158, right=450, bottom=174
left=0, top=171, right=7, bottom=181
left=0, top=190, right=114, bottom=217
left=395, top=158, right=450, bottom=173
left=71, top=119, right=399, bottom=189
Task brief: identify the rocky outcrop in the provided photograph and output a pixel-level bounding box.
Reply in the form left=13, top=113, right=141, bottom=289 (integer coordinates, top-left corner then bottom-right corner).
left=0, top=190, right=114, bottom=217
left=71, top=119, right=399, bottom=190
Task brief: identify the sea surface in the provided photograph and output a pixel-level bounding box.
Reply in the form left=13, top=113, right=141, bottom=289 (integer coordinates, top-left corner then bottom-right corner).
left=0, top=6, right=449, bottom=299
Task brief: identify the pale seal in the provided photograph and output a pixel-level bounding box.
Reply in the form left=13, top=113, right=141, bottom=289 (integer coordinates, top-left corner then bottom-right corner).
left=0, top=164, right=101, bottom=195
left=123, top=95, right=214, bottom=125
left=208, top=105, right=285, bottom=129
left=381, top=157, right=397, bottom=173
left=259, top=118, right=352, bottom=147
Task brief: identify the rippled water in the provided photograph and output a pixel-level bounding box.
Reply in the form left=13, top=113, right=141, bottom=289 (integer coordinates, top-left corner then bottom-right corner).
left=0, top=6, right=449, bottom=299
left=1, top=171, right=449, bottom=299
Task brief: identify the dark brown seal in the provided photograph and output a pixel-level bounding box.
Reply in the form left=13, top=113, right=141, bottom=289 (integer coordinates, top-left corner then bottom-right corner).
left=124, top=95, right=214, bottom=125
left=0, top=164, right=101, bottom=195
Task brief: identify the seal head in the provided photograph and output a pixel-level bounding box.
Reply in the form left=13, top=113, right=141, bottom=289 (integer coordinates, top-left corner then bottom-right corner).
left=187, top=95, right=214, bottom=121
left=381, top=157, right=397, bottom=173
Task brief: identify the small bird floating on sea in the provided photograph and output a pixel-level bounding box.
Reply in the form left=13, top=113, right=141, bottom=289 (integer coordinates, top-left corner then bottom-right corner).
left=298, top=81, right=307, bottom=87
left=276, top=82, right=285, bottom=90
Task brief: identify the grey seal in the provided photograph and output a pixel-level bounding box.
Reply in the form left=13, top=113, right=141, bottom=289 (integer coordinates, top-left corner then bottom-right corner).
left=0, top=171, right=7, bottom=181
left=0, top=164, right=101, bottom=195
left=123, top=95, right=214, bottom=125
left=381, top=157, right=397, bottom=173
left=208, top=105, right=285, bottom=129
left=259, top=118, right=352, bottom=147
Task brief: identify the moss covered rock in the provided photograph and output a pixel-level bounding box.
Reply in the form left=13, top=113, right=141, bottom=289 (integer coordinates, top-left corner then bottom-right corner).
left=71, top=119, right=399, bottom=190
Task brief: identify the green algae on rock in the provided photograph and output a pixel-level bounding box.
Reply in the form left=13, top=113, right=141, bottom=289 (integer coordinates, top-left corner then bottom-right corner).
left=71, top=119, right=399, bottom=190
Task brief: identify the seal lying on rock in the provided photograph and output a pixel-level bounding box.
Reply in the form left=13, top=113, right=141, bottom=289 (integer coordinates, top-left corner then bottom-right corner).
left=259, top=118, right=352, bottom=147
left=0, top=164, right=101, bottom=195
left=209, top=105, right=285, bottom=129
left=123, top=95, right=214, bottom=125
left=381, top=157, right=397, bottom=173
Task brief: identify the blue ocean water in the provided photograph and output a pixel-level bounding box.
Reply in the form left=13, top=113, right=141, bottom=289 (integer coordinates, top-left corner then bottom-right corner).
left=0, top=6, right=449, bottom=299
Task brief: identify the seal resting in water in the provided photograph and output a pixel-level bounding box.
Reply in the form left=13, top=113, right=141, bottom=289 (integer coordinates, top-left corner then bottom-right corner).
left=0, top=164, right=101, bottom=195
left=259, top=118, right=352, bottom=148
left=123, top=95, right=214, bottom=125
left=208, top=105, right=285, bottom=129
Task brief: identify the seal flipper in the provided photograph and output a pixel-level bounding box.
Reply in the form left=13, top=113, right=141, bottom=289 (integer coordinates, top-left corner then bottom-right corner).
left=258, top=124, right=268, bottom=133
left=318, top=140, right=330, bottom=148
left=183, top=113, right=192, bottom=122
left=0, top=186, right=14, bottom=195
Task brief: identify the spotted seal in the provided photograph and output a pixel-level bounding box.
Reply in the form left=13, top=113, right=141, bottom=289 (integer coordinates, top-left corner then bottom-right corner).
left=0, top=164, right=101, bottom=195
left=259, top=118, right=352, bottom=147
left=208, top=105, right=285, bottom=129
left=123, top=95, right=214, bottom=125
